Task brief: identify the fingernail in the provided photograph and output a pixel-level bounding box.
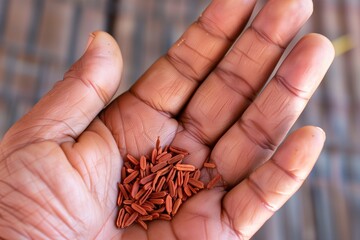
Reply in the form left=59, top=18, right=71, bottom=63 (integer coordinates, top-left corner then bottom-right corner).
left=315, top=126, right=326, bottom=140
left=84, top=32, right=96, bottom=53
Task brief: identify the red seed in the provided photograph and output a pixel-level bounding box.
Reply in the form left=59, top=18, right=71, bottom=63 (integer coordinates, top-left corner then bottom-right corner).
left=118, top=183, right=129, bottom=200
left=158, top=153, right=172, bottom=163
left=123, top=171, right=139, bottom=184
left=117, top=191, right=123, bottom=206
left=188, top=178, right=204, bottom=189
left=203, top=162, right=216, bottom=168
left=137, top=219, right=148, bottom=230
left=183, top=185, right=192, bottom=197
left=159, top=214, right=172, bottom=221
left=127, top=154, right=139, bottom=165
left=139, top=173, right=156, bottom=185
left=155, top=176, right=166, bottom=192
left=116, top=208, right=125, bottom=228
left=140, top=156, right=147, bottom=170
left=131, top=203, right=147, bottom=215
left=207, top=174, right=222, bottom=189
left=150, top=191, right=167, bottom=198
left=172, top=198, right=182, bottom=216
left=175, top=164, right=196, bottom=172
left=151, top=148, right=157, bottom=164
left=121, top=167, right=127, bottom=181
left=151, top=161, right=168, bottom=173
left=193, top=169, right=201, bottom=180
left=167, top=154, right=184, bottom=164
left=131, top=180, right=140, bottom=198
left=149, top=198, right=165, bottom=205
left=169, top=146, right=189, bottom=155
left=124, top=212, right=139, bottom=227
left=168, top=180, right=176, bottom=197
left=165, top=195, right=173, bottom=215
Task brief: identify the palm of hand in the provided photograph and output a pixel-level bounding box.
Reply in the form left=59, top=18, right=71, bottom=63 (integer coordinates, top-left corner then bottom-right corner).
left=0, top=0, right=334, bottom=239
left=0, top=108, right=236, bottom=240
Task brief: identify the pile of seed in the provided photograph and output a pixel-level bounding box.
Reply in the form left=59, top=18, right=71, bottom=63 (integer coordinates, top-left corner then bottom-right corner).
left=115, top=138, right=221, bottom=230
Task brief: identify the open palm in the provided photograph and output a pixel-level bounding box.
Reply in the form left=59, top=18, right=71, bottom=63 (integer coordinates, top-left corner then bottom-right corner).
left=0, top=0, right=334, bottom=239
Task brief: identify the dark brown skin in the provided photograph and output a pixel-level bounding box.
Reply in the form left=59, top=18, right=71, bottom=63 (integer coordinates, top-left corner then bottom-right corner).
left=0, top=0, right=334, bottom=239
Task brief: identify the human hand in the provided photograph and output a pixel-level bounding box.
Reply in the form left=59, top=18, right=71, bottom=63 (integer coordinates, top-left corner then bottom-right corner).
left=0, top=0, right=334, bottom=239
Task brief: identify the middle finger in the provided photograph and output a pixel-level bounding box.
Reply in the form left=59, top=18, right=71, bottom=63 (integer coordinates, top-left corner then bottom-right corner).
left=178, top=0, right=313, bottom=146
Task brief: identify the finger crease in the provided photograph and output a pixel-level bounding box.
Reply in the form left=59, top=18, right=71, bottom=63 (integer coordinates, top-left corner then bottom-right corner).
left=166, top=50, right=206, bottom=85
left=274, top=75, right=310, bottom=100
left=246, top=177, right=276, bottom=212
left=270, top=158, right=304, bottom=182
left=249, top=25, right=286, bottom=50
left=237, top=118, right=277, bottom=151
left=213, top=67, right=256, bottom=103
left=197, top=15, right=234, bottom=42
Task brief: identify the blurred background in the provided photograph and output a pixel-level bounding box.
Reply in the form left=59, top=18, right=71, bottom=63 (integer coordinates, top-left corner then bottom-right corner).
left=0, top=0, right=359, bottom=239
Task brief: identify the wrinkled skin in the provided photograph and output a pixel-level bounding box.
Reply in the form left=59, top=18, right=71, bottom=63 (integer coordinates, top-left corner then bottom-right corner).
left=0, top=0, right=334, bottom=239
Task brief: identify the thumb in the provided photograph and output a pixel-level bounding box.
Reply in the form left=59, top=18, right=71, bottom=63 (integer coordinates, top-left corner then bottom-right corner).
left=2, top=31, right=123, bottom=155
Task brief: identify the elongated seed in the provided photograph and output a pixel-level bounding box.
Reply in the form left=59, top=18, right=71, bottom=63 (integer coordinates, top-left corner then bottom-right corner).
left=169, top=146, right=189, bottom=155
left=150, top=191, right=167, bottom=198
left=151, top=161, right=168, bottom=173
left=139, top=215, right=153, bottom=221
left=124, top=212, right=139, bottom=227
left=184, top=172, right=190, bottom=186
left=188, top=184, right=197, bottom=194
left=156, top=151, right=168, bottom=160
left=117, top=191, right=123, bottom=206
left=123, top=199, right=134, bottom=205
left=183, top=185, right=192, bottom=197
left=121, top=167, right=126, bottom=181
left=143, top=201, right=156, bottom=209
left=131, top=203, right=147, bottom=215
left=134, top=188, right=147, bottom=201
left=193, top=169, right=201, bottom=180
left=140, top=156, right=146, bottom=170
left=141, top=204, right=154, bottom=212
left=118, top=183, right=129, bottom=200
left=177, top=187, right=184, bottom=199
left=165, top=195, right=172, bottom=215
left=207, top=174, right=222, bottom=189
left=168, top=180, right=176, bottom=197
left=166, top=168, right=176, bottom=182
left=188, top=178, right=204, bottom=189
left=167, top=154, right=184, bottom=164
left=149, top=198, right=165, bottom=205
left=127, top=154, right=139, bottom=165
left=123, top=171, right=139, bottom=184
left=131, top=180, right=140, bottom=198
left=175, top=164, right=196, bottom=172
left=156, top=137, right=160, bottom=150
left=122, top=213, right=130, bottom=228
left=116, top=208, right=125, bottom=227
left=159, top=213, right=172, bottom=221
left=177, top=171, right=184, bottom=186
left=151, top=212, right=160, bottom=219
left=139, top=173, right=156, bottom=185
left=139, top=188, right=152, bottom=205
left=155, top=176, right=166, bottom=192
left=172, top=198, right=182, bottom=216
left=125, top=206, right=134, bottom=214
left=151, top=148, right=157, bottom=164
left=137, top=219, right=148, bottom=230
left=203, top=162, right=216, bottom=168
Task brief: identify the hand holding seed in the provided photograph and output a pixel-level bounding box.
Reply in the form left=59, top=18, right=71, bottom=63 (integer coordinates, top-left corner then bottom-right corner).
left=0, top=0, right=334, bottom=239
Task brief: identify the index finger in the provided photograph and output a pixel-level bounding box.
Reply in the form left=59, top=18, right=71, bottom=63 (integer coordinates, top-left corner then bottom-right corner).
left=130, top=0, right=257, bottom=116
